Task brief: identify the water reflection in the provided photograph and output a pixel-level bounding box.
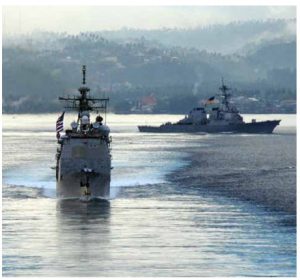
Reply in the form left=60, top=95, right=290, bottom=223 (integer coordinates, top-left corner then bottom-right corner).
left=56, top=198, right=111, bottom=221
left=2, top=113, right=296, bottom=276
left=53, top=199, right=112, bottom=276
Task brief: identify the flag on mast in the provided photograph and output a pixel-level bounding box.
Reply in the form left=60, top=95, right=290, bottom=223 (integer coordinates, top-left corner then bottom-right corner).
left=205, top=96, right=215, bottom=104
left=205, top=96, right=220, bottom=106
left=56, top=111, right=65, bottom=139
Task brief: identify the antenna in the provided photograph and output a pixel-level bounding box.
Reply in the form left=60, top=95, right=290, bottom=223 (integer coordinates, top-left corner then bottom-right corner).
left=59, top=65, right=109, bottom=114
left=218, top=77, right=231, bottom=110
left=219, top=77, right=230, bottom=95
left=82, top=65, right=86, bottom=85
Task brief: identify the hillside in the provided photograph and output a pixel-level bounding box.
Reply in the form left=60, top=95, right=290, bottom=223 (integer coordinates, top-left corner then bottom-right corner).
left=2, top=19, right=296, bottom=114
left=98, top=19, right=296, bottom=54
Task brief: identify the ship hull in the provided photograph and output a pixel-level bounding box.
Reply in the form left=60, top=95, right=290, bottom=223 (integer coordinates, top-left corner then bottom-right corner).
left=138, top=120, right=281, bottom=134
left=56, top=138, right=111, bottom=199
left=57, top=173, right=110, bottom=198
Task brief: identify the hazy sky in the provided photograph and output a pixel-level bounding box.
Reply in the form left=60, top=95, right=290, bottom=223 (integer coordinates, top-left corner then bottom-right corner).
left=3, top=6, right=296, bottom=35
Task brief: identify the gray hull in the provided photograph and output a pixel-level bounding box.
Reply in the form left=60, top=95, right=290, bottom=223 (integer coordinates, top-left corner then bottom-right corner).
left=57, top=173, right=110, bottom=198
left=138, top=120, right=281, bottom=134
left=56, top=138, right=111, bottom=199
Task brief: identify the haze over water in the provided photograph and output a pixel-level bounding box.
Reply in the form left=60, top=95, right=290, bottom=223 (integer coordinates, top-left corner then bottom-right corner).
left=2, top=114, right=296, bottom=276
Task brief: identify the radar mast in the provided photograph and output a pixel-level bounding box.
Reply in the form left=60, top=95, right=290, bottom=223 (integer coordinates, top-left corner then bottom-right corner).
left=218, top=77, right=231, bottom=110
left=58, top=65, right=109, bottom=123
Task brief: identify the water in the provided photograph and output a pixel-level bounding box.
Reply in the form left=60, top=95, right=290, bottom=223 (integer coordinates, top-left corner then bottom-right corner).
left=2, top=113, right=296, bottom=276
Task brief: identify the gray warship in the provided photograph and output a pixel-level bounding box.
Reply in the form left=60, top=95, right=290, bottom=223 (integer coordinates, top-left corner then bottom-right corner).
left=55, top=66, right=111, bottom=199
left=138, top=80, right=280, bottom=134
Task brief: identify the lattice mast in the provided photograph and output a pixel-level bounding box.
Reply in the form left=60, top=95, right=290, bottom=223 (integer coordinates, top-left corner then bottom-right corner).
left=58, top=65, right=109, bottom=123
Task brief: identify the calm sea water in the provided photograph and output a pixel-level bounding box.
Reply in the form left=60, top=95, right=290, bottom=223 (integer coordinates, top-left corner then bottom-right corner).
left=2, top=113, right=296, bottom=276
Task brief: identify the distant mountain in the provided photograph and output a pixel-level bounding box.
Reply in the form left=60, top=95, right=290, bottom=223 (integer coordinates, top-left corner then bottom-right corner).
left=2, top=19, right=296, bottom=113
left=246, top=41, right=296, bottom=70
left=98, top=19, right=296, bottom=54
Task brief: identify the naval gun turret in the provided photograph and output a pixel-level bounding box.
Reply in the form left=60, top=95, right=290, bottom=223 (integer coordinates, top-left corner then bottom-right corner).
left=55, top=66, right=111, bottom=199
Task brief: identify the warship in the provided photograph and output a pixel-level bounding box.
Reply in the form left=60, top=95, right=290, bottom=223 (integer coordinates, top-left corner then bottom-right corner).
left=55, top=66, right=111, bottom=199
left=138, top=80, right=281, bottom=134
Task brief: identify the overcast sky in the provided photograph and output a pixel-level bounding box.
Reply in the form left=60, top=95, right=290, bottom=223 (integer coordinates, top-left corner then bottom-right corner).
left=2, top=6, right=296, bottom=35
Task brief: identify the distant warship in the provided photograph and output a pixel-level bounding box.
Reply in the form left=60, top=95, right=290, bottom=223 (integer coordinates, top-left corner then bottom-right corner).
left=138, top=80, right=280, bottom=134
left=55, top=66, right=111, bottom=199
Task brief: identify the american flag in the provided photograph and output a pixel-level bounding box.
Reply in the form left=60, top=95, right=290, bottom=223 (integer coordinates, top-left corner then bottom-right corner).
left=205, top=96, right=218, bottom=106
left=56, top=112, right=65, bottom=138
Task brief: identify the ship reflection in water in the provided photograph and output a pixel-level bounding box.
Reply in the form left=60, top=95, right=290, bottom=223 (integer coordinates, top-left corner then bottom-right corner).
left=57, top=198, right=111, bottom=221
left=55, top=199, right=112, bottom=275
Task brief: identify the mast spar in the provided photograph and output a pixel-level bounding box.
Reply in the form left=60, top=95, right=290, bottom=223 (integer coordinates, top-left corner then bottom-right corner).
left=82, top=65, right=86, bottom=85
left=58, top=65, right=109, bottom=118
left=218, top=77, right=231, bottom=109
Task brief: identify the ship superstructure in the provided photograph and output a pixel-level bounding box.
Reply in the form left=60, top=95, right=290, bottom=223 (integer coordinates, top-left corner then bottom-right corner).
left=56, top=66, right=111, bottom=199
left=138, top=80, right=280, bottom=134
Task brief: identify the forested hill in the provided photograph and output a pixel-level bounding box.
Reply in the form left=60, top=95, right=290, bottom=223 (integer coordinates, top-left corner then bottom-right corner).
left=98, top=19, right=296, bottom=54
left=3, top=19, right=296, bottom=114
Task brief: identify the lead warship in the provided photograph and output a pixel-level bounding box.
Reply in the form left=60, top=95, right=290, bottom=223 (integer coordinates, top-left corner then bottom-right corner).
left=138, top=80, right=280, bottom=134
left=55, top=66, right=111, bottom=199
